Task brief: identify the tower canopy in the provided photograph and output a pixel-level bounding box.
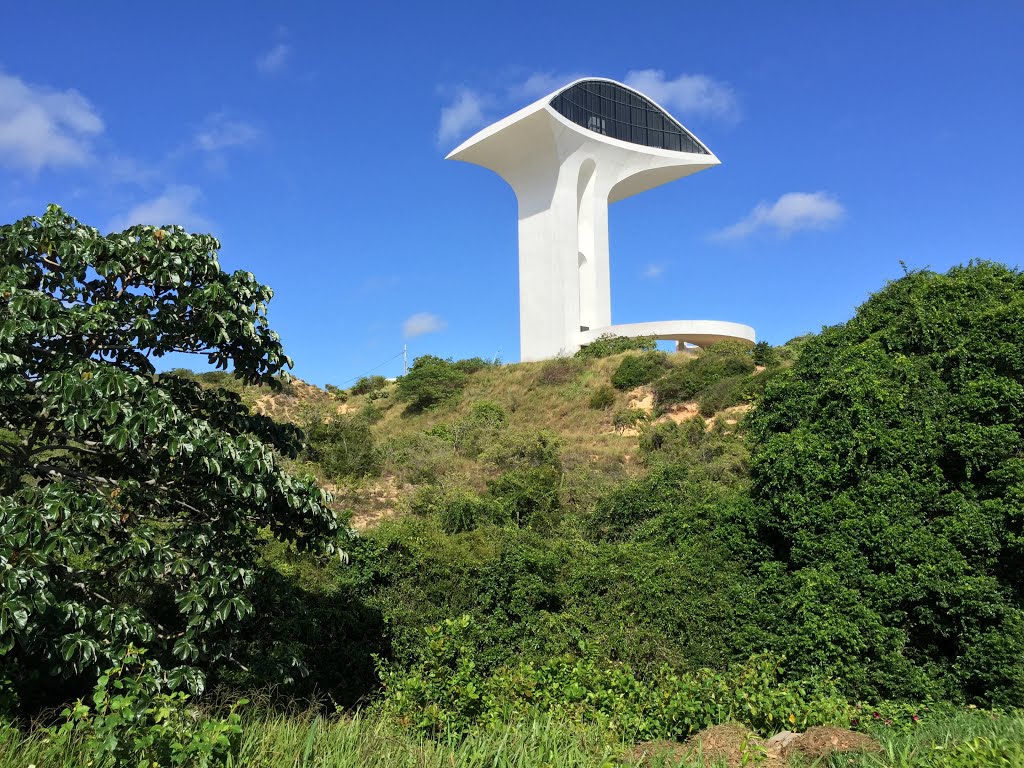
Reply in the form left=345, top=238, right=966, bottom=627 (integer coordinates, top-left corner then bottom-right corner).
left=445, top=77, right=754, bottom=361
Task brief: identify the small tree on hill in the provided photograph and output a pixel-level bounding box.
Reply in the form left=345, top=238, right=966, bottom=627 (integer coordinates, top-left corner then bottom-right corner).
left=395, top=355, right=469, bottom=411
left=0, top=206, right=338, bottom=711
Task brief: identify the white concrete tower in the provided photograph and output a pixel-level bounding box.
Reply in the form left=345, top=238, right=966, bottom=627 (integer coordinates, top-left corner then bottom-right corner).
left=447, top=78, right=754, bottom=361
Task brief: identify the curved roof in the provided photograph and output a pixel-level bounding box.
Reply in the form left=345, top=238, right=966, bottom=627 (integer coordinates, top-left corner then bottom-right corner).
left=549, top=79, right=709, bottom=155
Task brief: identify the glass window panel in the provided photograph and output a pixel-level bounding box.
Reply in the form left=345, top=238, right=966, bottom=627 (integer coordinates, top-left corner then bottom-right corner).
left=549, top=80, right=707, bottom=153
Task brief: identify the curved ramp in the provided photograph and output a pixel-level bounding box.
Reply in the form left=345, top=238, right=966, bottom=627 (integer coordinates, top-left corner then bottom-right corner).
left=578, top=320, right=755, bottom=350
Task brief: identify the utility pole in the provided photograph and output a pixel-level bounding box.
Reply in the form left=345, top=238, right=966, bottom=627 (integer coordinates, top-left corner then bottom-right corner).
left=403, top=344, right=408, bottom=375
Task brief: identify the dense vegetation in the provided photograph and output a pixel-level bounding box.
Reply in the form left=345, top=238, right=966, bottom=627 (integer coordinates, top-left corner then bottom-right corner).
left=2, top=207, right=1022, bottom=766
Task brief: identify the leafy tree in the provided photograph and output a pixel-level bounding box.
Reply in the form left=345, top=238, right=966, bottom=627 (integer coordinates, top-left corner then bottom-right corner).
left=0, top=206, right=338, bottom=711
left=348, top=375, right=388, bottom=396
left=751, top=341, right=779, bottom=368
left=748, top=261, right=1024, bottom=703
left=394, top=355, right=469, bottom=412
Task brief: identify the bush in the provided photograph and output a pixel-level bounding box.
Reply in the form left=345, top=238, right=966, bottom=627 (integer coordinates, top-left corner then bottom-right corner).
left=575, top=334, right=656, bottom=359
left=395, top=355, right=469, bottom=411
left=304, top=414, right=378, bottom=479
left=611, top=408, right=650, bottom=433
left=536, top=357, right=581, bottom=385
left=407, top=486, right=502, bottom=534
left=748, top=261, right=1024, bottom=704
left=349, top=375, right=389, bottom=396
left=54, top=650, right=244, bottom=767
left=488, top=466, right=562, bottom=530
left=454, top=356, right=498, bottom=375
left=588, top=385, right=616, bottom=410
left=652, top=341, right=755, bottom=410
left=480, top=430, right=562, bottom=472
left=751, top=340, right=780, bottom=368
left=380, top=617, right=852, bottom=740
left=378, top=432, right=454, bottom=484
left=611, top=351, right=669, bottom=391
left=324, top=384, right=348, bottom=401
left=696, top=374, right=751, bottom=415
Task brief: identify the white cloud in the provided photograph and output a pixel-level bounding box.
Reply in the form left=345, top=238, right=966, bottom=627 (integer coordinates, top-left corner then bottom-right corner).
left=623, top=69, right=740, bottom=122
left=642, top=264, right=665, bottom=279
left=107, top=185, right=211, bottom=233
left=258, top=42, right=290, bottom=74
left=437, top=88, right=488, bottom=147
left=712, top=192, right=845, bottom=241
left=0, top=70, right=104, bottom=172
left=403, top=312, right=447, bottom=339
left=195, top=112, right=260, bottom=152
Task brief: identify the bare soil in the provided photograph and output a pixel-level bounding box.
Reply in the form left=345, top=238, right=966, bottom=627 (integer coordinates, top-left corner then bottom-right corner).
left=626, top=722, right=879, bottom=767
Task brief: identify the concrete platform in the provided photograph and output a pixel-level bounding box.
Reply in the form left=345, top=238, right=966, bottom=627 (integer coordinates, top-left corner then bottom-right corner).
left=578, top=320, right=755, bottom=351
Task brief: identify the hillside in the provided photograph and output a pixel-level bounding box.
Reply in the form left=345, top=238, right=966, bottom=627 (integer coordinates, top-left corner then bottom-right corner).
left=185, top=344, right=771, bottom=530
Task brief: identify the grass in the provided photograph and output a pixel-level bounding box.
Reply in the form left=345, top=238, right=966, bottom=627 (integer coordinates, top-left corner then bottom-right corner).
left=2, top=708, right=1021, bottom=768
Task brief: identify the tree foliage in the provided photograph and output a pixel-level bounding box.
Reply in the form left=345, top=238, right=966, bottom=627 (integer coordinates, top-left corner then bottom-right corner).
left=652, top=341, right=755, bottom=411
left=748, top=261, right=1024, bottom=703
left=394, top=355, right=469, bottom=412
left=611, top=351, right=669, bottom=391
left=574, top=334, right=656, bottom=359
left=0, top=206, right=337, bottom=709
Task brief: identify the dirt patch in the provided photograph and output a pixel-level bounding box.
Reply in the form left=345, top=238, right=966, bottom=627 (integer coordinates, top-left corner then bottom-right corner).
left=658, top=402, right=701, bottom=424
left=626, top=724, right=877, bottom=767
left=622, top=739, right=688, bottom=765
left=323, top=477, right=403, bottom=531
left=686, top=723, right=783, bottom=768
left=627, top=387, right=654, bottom=413
left=781, top=726, right=879, bottom=760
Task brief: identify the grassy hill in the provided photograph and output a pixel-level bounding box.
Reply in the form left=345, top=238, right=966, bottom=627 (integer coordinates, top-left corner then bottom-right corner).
left=177, top=344, right=769, bottom=530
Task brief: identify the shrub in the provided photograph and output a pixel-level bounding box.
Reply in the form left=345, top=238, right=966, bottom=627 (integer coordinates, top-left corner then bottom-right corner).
left=575, top=334, right=656, bottom=359
left=378, top=432, right=455, bottom=484
left=450, top=401, right=510, bottom=457
left=304, top=414, right=378, bottom=479
left=751, top=340, right=780, bottom=368
left=54, top=650, right=244, bottom=768
left=381, top=617, right=852, bottom=741
left=395, top=355, right=469, bottom=411
left=454, top=356, right=498, bottom=375
left=652, top=341, right=755, bottom=410
left=588, top=385, right=616, bottom=410
left=696, top=374, right=751, bottom=415
left=611, top=351, right=669, bottom=390
left=748, top=261, right=1024, bottom=704
left=358, top=401, right=384, bottom=424
left=488, top=466, right=562, bottom=530
left=349, top=375, right=388, bottom=396
left=324, top=384, right=348, bottom=401
left=536, top=357, right=581, bottom=385
left=611, top=408, right=650, bottom=433
left=480, top=430, right=562, bottom=471
left=407, top=485, right=502, bottom=534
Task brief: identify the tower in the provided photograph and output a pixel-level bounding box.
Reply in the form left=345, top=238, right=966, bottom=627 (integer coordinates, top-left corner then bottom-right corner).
left=447, top=78, right=754, bottom=361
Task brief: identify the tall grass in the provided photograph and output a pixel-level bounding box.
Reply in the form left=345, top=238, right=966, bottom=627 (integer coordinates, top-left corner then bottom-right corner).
left=2, top=708, right=1021, bottom=768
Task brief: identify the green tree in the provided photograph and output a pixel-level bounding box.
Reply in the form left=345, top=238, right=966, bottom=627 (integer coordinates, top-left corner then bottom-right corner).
left=394, top=355, right=469, bottom=411
left=748, top=261, right=1024, bottom=703
left=0, top=206, right=338, bottom=710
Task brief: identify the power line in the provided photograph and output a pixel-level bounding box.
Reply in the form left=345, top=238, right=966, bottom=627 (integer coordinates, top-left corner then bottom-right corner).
left=337, top=350, right=405, bottom=387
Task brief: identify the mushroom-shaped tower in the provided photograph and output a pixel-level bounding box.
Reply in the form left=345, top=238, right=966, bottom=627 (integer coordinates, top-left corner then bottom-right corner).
left=447, top=78, right=755, bottom=361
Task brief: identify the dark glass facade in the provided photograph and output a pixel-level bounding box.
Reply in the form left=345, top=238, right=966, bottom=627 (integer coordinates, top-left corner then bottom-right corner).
left=549, top=80, right=709, bottom=154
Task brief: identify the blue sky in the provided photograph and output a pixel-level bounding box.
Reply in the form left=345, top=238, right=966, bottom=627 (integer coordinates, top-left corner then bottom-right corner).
left=2, top=2, right=1021, bottom=386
